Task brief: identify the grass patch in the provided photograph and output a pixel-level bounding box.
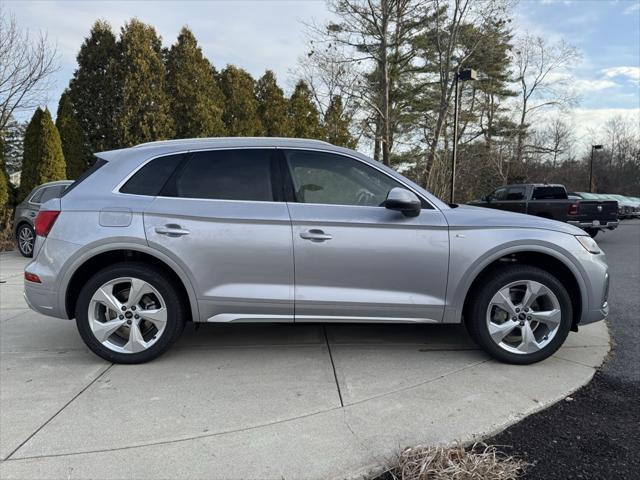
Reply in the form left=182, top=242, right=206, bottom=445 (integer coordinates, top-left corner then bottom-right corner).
left=378, top=443, right=527, bottom=480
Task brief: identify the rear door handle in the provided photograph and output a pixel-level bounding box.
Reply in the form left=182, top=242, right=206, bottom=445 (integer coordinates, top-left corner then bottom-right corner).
left=155, top=224, right=190, bottom=237
left=300, top=229, right=332, bottom=242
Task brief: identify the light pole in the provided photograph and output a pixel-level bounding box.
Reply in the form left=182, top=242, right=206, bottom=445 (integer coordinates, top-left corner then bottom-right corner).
left=589, top=144, right=603, bottom=193
left=450, top=68, right=477, bottom=204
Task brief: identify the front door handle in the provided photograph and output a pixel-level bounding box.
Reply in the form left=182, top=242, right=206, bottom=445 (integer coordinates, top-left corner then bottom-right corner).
left=300, top=229, right=332, bottom=242
left=155, top=224, right=190, bottom=237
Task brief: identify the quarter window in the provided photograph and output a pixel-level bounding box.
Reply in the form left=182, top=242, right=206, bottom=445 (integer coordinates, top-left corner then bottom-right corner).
left=40, top=185, right=66, bottom=203
left=169, top=149, right=274, bottom=202
left=284, top=150, right=406, bottom=207
left=120, top=154, right=183, bottom=196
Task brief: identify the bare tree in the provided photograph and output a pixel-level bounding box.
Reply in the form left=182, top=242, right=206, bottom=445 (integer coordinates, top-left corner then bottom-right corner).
left=512, top=34, right=579, bottom=164
left=0, top=8, right=59, bottom=132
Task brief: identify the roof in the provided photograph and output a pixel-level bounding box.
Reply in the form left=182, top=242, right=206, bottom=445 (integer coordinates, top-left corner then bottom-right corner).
left=134, top=137, right=331, bottom=149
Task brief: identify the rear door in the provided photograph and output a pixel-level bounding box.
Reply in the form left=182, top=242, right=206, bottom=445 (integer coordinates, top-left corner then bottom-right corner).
left=141, top=148, right=294, bottom=323
left=283, top=149, right=449, bottom=323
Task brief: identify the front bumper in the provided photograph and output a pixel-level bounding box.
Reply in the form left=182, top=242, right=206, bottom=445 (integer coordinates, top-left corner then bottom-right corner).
left=568, top=220, right=619, bottom=230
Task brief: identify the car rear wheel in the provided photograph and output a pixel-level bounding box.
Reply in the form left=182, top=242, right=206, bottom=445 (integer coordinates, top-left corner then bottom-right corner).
left=465, top=265, right=573, bottom=364
left=17, top=224, right=35, bottom=257
left=76, top=262, right=186, bottom=364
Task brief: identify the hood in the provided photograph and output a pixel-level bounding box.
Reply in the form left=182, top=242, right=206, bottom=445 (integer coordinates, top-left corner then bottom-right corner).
left=443, top=204, right=585, bottom=235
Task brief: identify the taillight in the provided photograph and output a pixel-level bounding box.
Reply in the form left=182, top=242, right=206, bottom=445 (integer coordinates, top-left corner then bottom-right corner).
left=568, top=203, right=579, bottom=216
left=25, top=272, right=41, bottom=283
left=34, top=210, right=60, bottom=237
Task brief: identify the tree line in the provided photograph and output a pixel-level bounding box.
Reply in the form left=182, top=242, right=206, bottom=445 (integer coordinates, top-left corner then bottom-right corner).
left=2, top=18, right=357, bottom=210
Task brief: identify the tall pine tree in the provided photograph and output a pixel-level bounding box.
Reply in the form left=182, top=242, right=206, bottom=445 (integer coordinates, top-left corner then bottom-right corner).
left=255, top=70, right=289, bottom=137
left=288, top=80, right=322, bottom=139
left=219, top=65, right=263, bottom=136
left=323, top=95, right=356, bottom=148
left=19, top=108, right=66, bottom=201
left=56, top=91, right=88, bottom=179
left=68, top=21, right=120, bottom=153
left=166, top=27, right=226, bottom=138
left=115, top=19, right=174, bottom=146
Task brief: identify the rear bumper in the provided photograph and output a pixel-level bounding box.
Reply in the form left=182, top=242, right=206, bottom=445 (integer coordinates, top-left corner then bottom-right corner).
left=567, top=220, right=619, bottom=230
left=23, top=280, right=65, bottom=318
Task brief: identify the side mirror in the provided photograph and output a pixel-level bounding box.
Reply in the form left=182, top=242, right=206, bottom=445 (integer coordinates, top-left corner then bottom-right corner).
left=384, top=187, right=421, bottom=217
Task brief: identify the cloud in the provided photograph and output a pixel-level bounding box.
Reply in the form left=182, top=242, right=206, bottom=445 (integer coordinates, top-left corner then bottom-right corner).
left=567, top=107, right=640, bottom=143
left=623, top=2, right=640, bottom=14
left=601, top=66, right=640, bottom=83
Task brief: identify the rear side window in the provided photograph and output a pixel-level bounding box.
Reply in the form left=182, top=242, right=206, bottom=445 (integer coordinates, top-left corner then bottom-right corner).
left=62, top=158, right=108, bottom=197
left=532, top=186, right=567, bottom=200
left=120, top=154, right=183, bottom=196
left=166, top=149, right=274, bottom=202
left=29, top=188, right=45, bottom=203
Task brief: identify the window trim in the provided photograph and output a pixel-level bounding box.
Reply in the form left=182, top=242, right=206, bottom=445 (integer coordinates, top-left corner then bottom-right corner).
left=280, top=148, right=435, bottom=210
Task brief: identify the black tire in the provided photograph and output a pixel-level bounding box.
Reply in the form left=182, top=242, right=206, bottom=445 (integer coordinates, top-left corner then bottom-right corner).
left=76, top=262, right=186, bottom=364
left=465, top=265, right=573, bottom=365
left=16, top=224, right=35, bottom=258
left=585, top=228, right=599, bottom=239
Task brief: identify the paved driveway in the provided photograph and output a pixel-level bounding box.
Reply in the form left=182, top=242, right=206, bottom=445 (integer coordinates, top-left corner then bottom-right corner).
left=0, top=250, right=609, bottom=479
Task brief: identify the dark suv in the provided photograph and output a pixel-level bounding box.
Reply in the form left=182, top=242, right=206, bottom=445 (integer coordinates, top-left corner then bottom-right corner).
left=14, top=180, right=73, bottom=257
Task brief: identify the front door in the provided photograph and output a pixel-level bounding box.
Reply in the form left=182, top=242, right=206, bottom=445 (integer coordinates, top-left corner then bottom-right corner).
left=283, top=149, right=449, bottom=323
left=144, top=148, right=294, bottom=323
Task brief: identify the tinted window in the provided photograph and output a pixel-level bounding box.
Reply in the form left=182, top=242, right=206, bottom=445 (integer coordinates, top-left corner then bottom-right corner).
left=532, top=186, right=567, bottom=200
left=506, top=187, right=526, bottom=200
left=40, top=185, right=66, bottom=203
left=62, top=158, right=107, bottom=197
left=285, top=150, right=404, bottom=207
left=29, top=188, right=45, bottom=203
left=170, top=149, right=274, bottom=201
left=493, top=188, right=508, bottom=201
left=120, top=154, right=183, bottom=196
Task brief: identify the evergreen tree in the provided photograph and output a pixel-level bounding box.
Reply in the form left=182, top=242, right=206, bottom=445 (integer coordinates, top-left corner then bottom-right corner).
left=166, top=27, right=226, bottom=138
left=56, top=91, right=88, bottom=179
left=323, top=95, right=356, bottom=148
left=288, top=80, right=322, bottom=139
left=1, top=117, right=26, bottom=174
left=68, top=21, right=120, bottom=152
left=255, top=70, right=290, bottom=137
left=19, top=108, right=66, bottom=201
left=115, top=19, right=174, bottom=146
left=219, top=65, right=263, bottom=136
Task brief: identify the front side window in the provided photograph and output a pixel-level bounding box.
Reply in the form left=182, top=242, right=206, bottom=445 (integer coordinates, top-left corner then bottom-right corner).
left=169, top=149, right=274, bottom=202
left=506, top=187, right=526, bottom=201
left=284, top=150, right=404, bottom=207
left=493, top=188, right=508, bottom=201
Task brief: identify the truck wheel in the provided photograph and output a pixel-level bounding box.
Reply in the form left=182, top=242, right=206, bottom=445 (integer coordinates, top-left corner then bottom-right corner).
left=585, top=228, right=599, bottom=238
left=75, top=262, right=186, bottom=364
left=465, top=265, right=573, bottom=365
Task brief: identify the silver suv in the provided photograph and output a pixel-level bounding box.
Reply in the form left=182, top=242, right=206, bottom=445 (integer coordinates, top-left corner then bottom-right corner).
left=24, top=138, right=609, bottom=364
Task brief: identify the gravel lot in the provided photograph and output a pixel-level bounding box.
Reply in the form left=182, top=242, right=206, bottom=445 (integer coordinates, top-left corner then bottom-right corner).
left=487, top=219, right=640, bottom=479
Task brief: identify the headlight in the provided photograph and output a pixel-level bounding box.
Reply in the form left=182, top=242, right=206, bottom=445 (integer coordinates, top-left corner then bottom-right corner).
left=576, top=235, right=601, bottom=254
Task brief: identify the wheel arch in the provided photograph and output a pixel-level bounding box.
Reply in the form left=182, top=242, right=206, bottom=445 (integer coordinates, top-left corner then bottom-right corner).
left=452, top=246, right=587, bottom=330
left=62, top=246, right=199, bottom=322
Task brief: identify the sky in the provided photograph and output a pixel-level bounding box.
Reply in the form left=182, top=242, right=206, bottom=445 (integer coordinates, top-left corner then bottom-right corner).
left=5, top=0, right=640, bottom=147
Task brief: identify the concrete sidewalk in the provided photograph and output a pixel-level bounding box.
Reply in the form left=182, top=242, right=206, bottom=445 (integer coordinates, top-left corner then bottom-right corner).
left=0, top=250, right=610, bottom=479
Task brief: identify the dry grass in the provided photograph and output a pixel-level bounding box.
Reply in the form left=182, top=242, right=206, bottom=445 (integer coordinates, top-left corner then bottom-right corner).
left=381, top=443, right=527, bottom=480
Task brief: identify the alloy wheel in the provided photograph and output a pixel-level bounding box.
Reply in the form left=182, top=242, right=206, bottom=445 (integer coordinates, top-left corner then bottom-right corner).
left=18, top=226, right=34, bottom=256
left=88, top=277, right=168, bottom=354
left=485, top=280, right=562, bottom=355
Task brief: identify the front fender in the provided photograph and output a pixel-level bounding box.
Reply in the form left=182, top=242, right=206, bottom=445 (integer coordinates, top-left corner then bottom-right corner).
left=443, top=228, right=589, bottom=324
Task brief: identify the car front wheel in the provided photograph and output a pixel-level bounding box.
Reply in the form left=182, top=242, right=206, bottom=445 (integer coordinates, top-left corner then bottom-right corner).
left=75, top=262, right=186, bottom=364
left=465, top=265, right=573, bottom=364
left=17, top=224, right=35, bottom=257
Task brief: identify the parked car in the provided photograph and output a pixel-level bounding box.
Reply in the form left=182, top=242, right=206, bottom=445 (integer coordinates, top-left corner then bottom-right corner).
left=606, top=194, right=638, bottom=219
left=13, top=180, right=74, bottom=257
left=470, top=184, right=618, bottom=238
left=24, top=138, right=609, bottom=365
